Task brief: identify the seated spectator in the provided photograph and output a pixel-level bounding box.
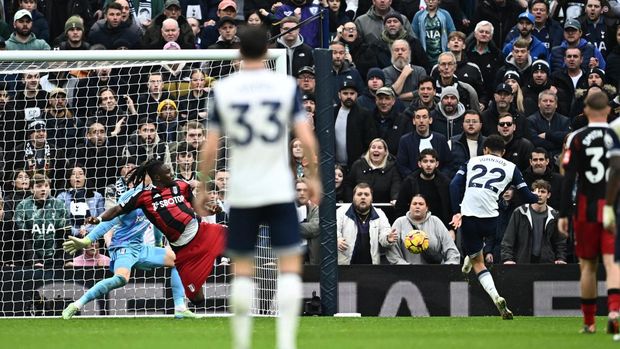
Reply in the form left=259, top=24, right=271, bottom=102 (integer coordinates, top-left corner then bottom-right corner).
left=435, top=52, right=480, bottom=111
left=354, top=0, right=413, bottom=44
left=523, top=60, right=570, bottom=116
left=173, top=142, right=198, bottom=188
left=373, top=14, right=429, bottom=72
left=178, top=69, right=210, bottom=122
left=336, top=183, right=391, bottom=265
left=205, top=16, right=240, bottom=79
left=485, top=185, right=519, bottom=263
left=465, top=20, right=502, bottom=101
left=482, top=82, right=529, bottom=140
left=14, top=174, right=70, bottom=267
left=550, top=47, right=589, bottom=104
left=449, top=110, right=485, bottom=177
left=527, top=89, right=570, bottom=160
left=549, top=19, right=605, bottom=73
left=326, top=0, right=351, bottom=36
left=382, top=39, right=428, bottom=102
left=275, top=16, right=314, bottom=76
left=405, top=76, right=438, bottom=115
left=170, top=120, right=205, bottom=158
left=88, top=2, right=143, bottom=49
left=496, top=38, right=533, bottom=87
left=274, top=0, right=323, bottom=48
left=6, top=9, right=50, bottom=50
left=502, top=12, right=549, bottom=61
left=142, top=0, right=195, bottom=49
left=200, top=181, right=227, bottom=224
left=503, top=71, right=527, bottom=117
left=430, top=85, right=466, bottom=140
left=345, top=138, right=401, bottom=204
left=330, top=41, right=364, bottom=101
left=296, top=66, right=315, bottom=95
left=569, top=68, right=615, bottom=120
left=357, top=68, right=387, bottom=111
left=296, top=178, right=320, bottom=265
left=290, top=137, right=312, bottom=179
left=70, top=240, right=111, bottom=267
left=89, top=87, right=138, bottom=144
left=56, top=165, right=105, bottom=237
left=501, top=179, right=567, bottom=264
left=335, top=164, right=345, bottom=203
left=385, top=194, right=460, bottom=264
left=136, top=72, right=172, bottom=122
left=73, top=67, right=129, bottom=115
left=11, top=69, right=49, bottom=144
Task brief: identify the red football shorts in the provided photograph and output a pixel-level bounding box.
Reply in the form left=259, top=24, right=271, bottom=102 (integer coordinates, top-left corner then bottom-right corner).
left=174, top=221, right=227, bottom=300
left=573, top=219, right=615, bottom=259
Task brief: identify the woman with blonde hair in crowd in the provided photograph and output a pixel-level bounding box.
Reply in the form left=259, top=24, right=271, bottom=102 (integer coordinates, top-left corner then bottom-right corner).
left=503, top=70, right=525, bottom=115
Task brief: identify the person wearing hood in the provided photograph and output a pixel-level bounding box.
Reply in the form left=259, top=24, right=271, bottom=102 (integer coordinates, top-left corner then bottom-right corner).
left=374, top=13, right=429, bottom=72
left=344, top=138, right=401, bottom=204
left=88, top=2, right=143, bottom=49
left=523, top=59, right=570, bottom=116
left=495, top=38, right=533, bottom=87
left=550, top=19, right=606, bottom=73
left=5, top=9, right=50, bottom=50
left=570, top=67, right=616, bottom=120
left=276, top=16, right=314, bottom=76
left=331, top=41, right=365, bottom=102
left=431, top=85, right=466, bottom=140
left=502, top=12, right=549, bottom=61
left=434, top=52, right=480, bottom=111
left=382, top=39, right=427, bottom=102
left=385, top=194, right=460, bottom=265
left=354, top=0, right=414, bottom=44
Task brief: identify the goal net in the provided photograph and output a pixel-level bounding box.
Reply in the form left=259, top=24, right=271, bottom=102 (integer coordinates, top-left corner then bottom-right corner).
left=0, top=49, right=287, bottom=317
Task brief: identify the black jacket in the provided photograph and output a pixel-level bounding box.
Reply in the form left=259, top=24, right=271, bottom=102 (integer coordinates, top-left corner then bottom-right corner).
left=334, top=103, right=378, bottom=170
left=522, top=166, right=564, bottom=210
left=142, top=13, right=195, bottom=49
left=394, top=168, right=452, bottom=228
left=371, top=106, right=412, bottom=156
left=503, top=136, right=535, bottom=172
left=344, top=155, right=402, bottom=203
left=481, top=101, right=529, bottom=140
left=471, top=0, right=526, bottom=49
left=449, top=132, right=485, bottom=177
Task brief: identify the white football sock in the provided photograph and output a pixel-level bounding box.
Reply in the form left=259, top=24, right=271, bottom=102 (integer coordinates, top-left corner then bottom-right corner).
left=277, top=273, right=302, bottom=349
left=477, top=270, right=500, bottom=301
left=230, top=277, right=253, bottom=349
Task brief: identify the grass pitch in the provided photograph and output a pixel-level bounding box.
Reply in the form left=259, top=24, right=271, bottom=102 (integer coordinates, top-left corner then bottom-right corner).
left=0, top=316, right=617, bottom=349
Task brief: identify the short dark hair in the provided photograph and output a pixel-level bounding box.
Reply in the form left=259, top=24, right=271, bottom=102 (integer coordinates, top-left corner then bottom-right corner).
left=411, top=193, right=428, bottom=204
left=418, top=76, right=435, bottom=87
left=413, top=105, right=431, bottom=116
left=238, top=24, right=268, bottom=59
left=463, top=109, right=481, bottom=120
left=531, top=147, right=549, bottom=160
left=483, top=134, right=506, bottom=153
left=353, top=182, right=373, bottom=195
left=585, top=90, right=610, bottom=111
left=31, top=173, right=50, bottom=186
left=532, top=179, right=551, bottom=192
left=106, top=2, right=123, bottom=13
left=418, top=148, right=438, bottom=161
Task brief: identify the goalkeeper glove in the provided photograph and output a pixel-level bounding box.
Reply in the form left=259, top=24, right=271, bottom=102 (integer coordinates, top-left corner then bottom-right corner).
left=63, top=236, right=92, bottom=255
left=603, top=205, right=616, bottom=232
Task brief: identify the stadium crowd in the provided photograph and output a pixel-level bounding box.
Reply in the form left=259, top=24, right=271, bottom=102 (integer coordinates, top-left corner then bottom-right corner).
left=0, top=0, right=617, bottom=268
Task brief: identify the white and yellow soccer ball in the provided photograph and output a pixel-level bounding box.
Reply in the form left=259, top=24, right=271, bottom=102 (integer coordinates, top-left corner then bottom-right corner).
left=404, top=230, right=429, bottom=254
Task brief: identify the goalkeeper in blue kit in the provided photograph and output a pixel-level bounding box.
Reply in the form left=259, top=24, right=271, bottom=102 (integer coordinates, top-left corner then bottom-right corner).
left=61, top=185, right=199, bottom=319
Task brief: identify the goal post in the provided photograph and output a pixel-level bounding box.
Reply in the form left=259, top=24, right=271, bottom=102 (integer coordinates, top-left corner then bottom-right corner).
left=0, top=49, right=286, bottom=317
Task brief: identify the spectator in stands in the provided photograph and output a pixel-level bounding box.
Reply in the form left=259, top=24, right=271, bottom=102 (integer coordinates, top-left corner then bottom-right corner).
left=173, top=142, right=198, bottom=187
left=200, top=181, right=227, bottom=224
left=466, top=20, right=502, bottom=102
left=578, top=0, right=616, bottom=58
left=411, top=0, right=456, bottom=66
left=5, top=9, right=49, bottom=50
left=374, top=13, right=429, bottom=72
left=430, top=85, right=466, bottom=140
left=386, top=194, right=460, bottom=264
left=1, top=170, right=30, bottom=266
left=496, top=38, right=533, bottom=87
left=569, top=68, right=615, bottom=120
left=187, top=16, right=203, bottom=48
left=11, top=69, right=48, bottom=144
left=382, top=39, right=427, bottom=102
left=371, top=86, right=410, bottom=155
left=56, top=165, right=105, bottom=237
left=275, top=16, right=313, bottom=76
left=196, top=0, right=237, bottom=49
left=354, top=0, right=413, bottom=44
left=334, top=80, right=377, bottom=171
left=337, top=182, right=391, bottom=265
left=326, top=0, right=351, bottom=36
left=43, top=87, right=78, bottom=150
left=482, top=83, right=529, bottom=140
left=155, top=98, right=180, bottom=143
left=0, top=82, right=13, bottom=150
left=143, top=0, right=194, bottom=49
left=484, top=185, right=519, bottom=263
left=173, top=120, right=205, bottom=158
left=501, top=179, right=567, bottom=264
left=273, top=0, right=323, bottom=48
left=431, top=31, right=486, bottom=106
left=17, top=0, right=49, bottom=43
left=177, top=69, right=209, bottom=122
left=54, top=16, right=90, bottom=50
left=115, top=0, right=146, bottom=33
left=73, top=66, right=129, bottom=113
left=296, top=66, right=316, bottom=95
left=208, top=16, right=239, bottom=50
left=7, top=120, right=67, bottom=189
left=498, top=113, right=534, bottom=172
left=295, top=178, right=320, bottom=265
left=70, top=240, right=111, bottom=267
left=405, top=76, right=438, bottom=115
left=345, top=138, right=401, bottom=204
left=550, top=19, right=605, bottom=73
left=136, top=72, right=171, bottom=122
left=214, top=168, right=229, bottom=201
left=503, top=71, right=527, bottom=117
left=522, top=147, right=563, bottom=209
left=395, top=148, right=452, bottom=229
left=103, top=157, right=137, bottom=209
left=396, top=106, right=451, bottom=178
left=435, top=52, right=480, bottom=112
left=14, top=174, right=70, bottom=267
left=357, top=68, right=387, bottom=111
left=335, top=164, right=345, bottom=203
left=331, top=41, right=364, bottom=101
left=503, top=0, right=563, bottom=51
left=550, top=47, right=590, bottom=101
left=143, top=17, right=188, bottom=49
left=335, top=21, right=378, bottom=79
left=605, top=25, right=620, bottom=88
left=122, top=117, right=168, bottom=164
left=471, top=0, right=526, bottom=49
left=290, top=137, right=311, bottom=179
left=71, top=122, right=121, bottom=192
left=90, top=87, right=138, bottom=143
left=503, top=12, right=549, bottom=61
left=88, top=2, right=143, bottom=49
left=523, top=60, right=570, bottom=116
left=527, top=89, right=570, bottom=160
left=450, top=110, right=485, bottom=176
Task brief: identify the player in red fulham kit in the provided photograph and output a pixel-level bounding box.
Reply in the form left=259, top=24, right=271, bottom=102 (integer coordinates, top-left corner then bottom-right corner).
left=558, top=91, right=620, bottom=334
left=88, top=159, right=227, bottom=304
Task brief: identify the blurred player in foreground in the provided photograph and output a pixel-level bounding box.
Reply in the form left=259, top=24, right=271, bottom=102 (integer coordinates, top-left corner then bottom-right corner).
left=450, top=135, right=539, bottom=319
left=195, top=25, right=321, bottom=349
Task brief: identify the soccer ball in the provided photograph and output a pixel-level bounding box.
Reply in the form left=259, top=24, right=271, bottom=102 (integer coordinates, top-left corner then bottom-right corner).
left=404, top=230, right=429, bottom=254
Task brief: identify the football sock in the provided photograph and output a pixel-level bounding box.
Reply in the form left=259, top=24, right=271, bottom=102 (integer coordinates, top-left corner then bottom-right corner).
left=277, top=273, right=302, bottom=349
left=230, top=276, right=253, bottom=349
left=170, top=267, right=187, bottom=312
left=477, top=269, right=500, bottom=301
left=581, top=298, right=597, bottom=326
left=609, top=289, right=620, bottom=313
left=76, top=274, right=127, bottom=309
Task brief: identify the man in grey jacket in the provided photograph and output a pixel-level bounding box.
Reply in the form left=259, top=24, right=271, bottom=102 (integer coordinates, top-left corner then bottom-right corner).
left=354, top=0, right=414, bottom=43
left=382, top=39, right=428, bottom=102
left=296, top=179, right=320, bottom=265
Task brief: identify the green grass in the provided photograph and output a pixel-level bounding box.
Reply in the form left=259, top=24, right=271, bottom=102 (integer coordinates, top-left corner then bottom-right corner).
left=0, top=316, right=617, bottom=349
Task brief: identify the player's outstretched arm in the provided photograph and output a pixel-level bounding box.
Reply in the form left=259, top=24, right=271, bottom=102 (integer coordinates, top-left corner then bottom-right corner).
left=195, top=129, right=221, bottom=217
left=85, top=205, right=123, bottom=225
left=294, top=120, right=322, bottom=205
left=511, top=168, right=539, bottom=204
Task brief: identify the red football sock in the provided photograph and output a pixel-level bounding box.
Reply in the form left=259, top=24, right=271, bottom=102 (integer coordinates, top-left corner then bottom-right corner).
left=608, top=289, right=620, bottom=313
left=582, top=298, right=597, bottom=326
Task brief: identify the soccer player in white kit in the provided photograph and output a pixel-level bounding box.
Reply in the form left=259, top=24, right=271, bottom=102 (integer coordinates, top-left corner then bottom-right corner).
left=450, top=135, right=538, bottom=319
left=195, top=25, right=321, bottom=349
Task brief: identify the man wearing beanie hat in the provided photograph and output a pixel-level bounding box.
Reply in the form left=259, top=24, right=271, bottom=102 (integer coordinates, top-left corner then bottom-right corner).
left=156, top=99, right=180, bottom=143
left=430, top=85, right=466, bottom=141
left=523, top=59, right=569, bottom=116
left=550, top=47, right=589, bottom=98
left=55, top=16, right=90, bottom=50
left=357, top=68, right=387, bottom=110
left=411, top=0, right=456, bottom=65
left=435, top=51, right=480, bottom=112
left=374, top=13, right=430, bottom=72
left=382, top=39, right=427, bottom=102
left=502, top=12, right=549, bottom=62
left=354, top=0, right=414, bottom=44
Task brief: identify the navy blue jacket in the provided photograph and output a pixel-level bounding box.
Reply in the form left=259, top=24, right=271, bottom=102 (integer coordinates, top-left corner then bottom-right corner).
left=396, top=131, right=452, bottom=178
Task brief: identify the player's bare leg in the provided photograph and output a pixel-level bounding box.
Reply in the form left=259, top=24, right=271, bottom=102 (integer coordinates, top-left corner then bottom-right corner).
left=602, top=254, right=620, bottom=334
left=471, top=252, right=513, bottom=320
left=579, top=258, right=598, bottom=333
left=230, top=257, right=254, bottom=349
left=277, top=253, right=303, bottom=349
